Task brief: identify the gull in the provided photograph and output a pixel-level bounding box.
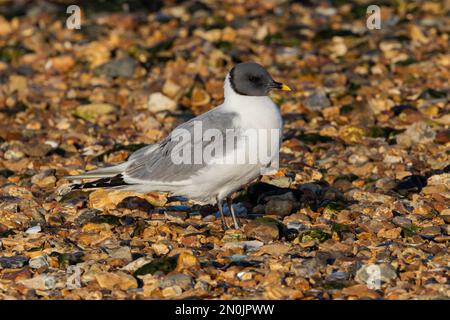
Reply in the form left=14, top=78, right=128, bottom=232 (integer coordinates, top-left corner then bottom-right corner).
left=65, top=62, right=291, bottom=229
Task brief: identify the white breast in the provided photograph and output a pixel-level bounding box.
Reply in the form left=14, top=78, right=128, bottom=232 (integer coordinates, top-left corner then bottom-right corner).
left=222, top=76, right=283, bottom=132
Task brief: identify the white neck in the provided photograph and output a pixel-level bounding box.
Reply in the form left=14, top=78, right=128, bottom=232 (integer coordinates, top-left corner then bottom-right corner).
left=223, top=73, right=272, bottom=110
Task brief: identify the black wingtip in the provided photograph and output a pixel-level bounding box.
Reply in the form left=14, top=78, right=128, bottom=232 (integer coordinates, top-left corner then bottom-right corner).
left=70, top=174, right=131, bottom=190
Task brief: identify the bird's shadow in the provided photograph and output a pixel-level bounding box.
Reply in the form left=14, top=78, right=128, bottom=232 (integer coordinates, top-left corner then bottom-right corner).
left=154, top=180, right=356, bottom=221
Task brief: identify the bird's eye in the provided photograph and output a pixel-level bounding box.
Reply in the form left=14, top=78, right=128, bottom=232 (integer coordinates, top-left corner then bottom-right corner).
left=248, top=75, right=260, bottom=83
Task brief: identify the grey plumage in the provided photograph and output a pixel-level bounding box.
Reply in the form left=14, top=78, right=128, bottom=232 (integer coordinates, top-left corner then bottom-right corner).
left=66, top=108, right=240, bottom=183
left=124, top=108, right=240, bottom=182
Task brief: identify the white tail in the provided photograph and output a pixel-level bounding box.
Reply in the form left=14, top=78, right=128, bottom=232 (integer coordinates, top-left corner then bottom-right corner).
left=65, top=162, right=129, bottom=180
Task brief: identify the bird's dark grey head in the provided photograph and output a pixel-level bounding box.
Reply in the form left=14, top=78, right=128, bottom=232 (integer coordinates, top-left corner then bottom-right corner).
left=229, top=62, right=291, bottom=96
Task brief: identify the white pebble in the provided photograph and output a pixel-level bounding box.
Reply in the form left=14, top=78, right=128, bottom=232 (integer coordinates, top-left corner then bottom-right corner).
left=25, top=225, right=42, bottom=234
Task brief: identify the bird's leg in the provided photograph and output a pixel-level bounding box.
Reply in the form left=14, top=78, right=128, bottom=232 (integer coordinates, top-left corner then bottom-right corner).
left=227, top=196, right=241, bottom=229
left=216, top=196, right=228, bottom=230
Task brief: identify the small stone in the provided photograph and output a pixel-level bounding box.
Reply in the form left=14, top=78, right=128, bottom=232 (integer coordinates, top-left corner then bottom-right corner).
left=95, top=271, right=138, bottom=291
left=73, top=103, right=116, bottom=122
left=175, top=251, right=200, bottom=272
left=440, top=224, right=450, bottom=235
left=9, top=75, right=27, bottom=93
left=265, top=176, right=292, bottom=188
left=162, top=79, right=182, bottom=98
left=165, top=211, right=187, bottom=222
left=0, top=267, right=32, bottom=282
left=221, top=228, right=245, bottom=243
left=78, top=41, right=110, bottom=68
left=375, top=177, right=397, bottom=191
left=327, top=271, right=349, bottom=282
left=89, top=189, right=166, bottom=210
left=244, top=219, right=280, bottom=243
left=320, top=125, right=338, bottom=137
left=392, top=216, right=412, bottom=228
left=304, top=90, right=330, bottom=111
left=355, top=264, right=397, bottom=285
left=342, top=284, right=380, bottom=299
left=427, top=173, right=449, bottom=186
left=221, top=26, right=236, bottom=42
left=19, top=274, right=57, bottom=290
left=29, top=256, right=49, bottom=269
left=152, top=243, right=170, bottom=255
left=122, top=257, right=152, bottom=272
left=23, top=143, right=52, bottom=157
left=396, top=122, right=436, bottom=147
left=76, top=229, right=113, bottom=247
left=377, top=227, right=401, bottom=239
left=435, top=114, right=450, bottom=126
left=46, top=55, right=75, bottom=73
left=285, top=221, right=308, bottom=231
left=26, top=120, right=42, bottom=130
left=237, top=271, right=253, bottom=281
left=0, top=256, right=28, bottom=269
left=222, top=240, right=264, bottom=251
left=25, top=225, right=41, bottom=234
left=162, top=285, right=182, bottom=298
left=350, top=190, right=394, bottom=204
left=95, top=57, right=136, bottom=78
left=4, top=149, right=24, bottom=160
left=31, top=169, right=56, bottom=188
left=134, top=257, right=177, bottom=276
left=108, top=246, right=133, bottom=261
left=264, top=285, right=303, bottom=299
left=339, top=126, right=365, bottom=144
left=368, top=97, right=394, bottom=114
left=422, top=185, right=446, bottom=195
left=190, top=87, right=210, bottom=108
left=264, top=199, right=294, bottom=217
left=148, top=92, right=177, bottom=113
left=160, top=273, right=194, bottom=290
left=117, top=196, right=154, bottom=212
left=329, top=36, right=347, bottom=58
left=384, top=154, right=403, bottom=164
left=348, top=154, right=369, bottom=166
left=420, top=226, right=441, bottom=236
left=202, top=214, right=216, bottom=222
left=256, top=243, right=290, bottom=256
left=0, top=16, right=12, bottom=36
left=299, top=229, right=330, bottom=243
left=435, top=129, right=450, bottom=144
left=57, top=252, right=84, bottom=268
